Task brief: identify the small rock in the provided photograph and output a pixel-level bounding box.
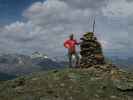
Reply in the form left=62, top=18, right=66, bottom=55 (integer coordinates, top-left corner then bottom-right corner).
left=60, top=83, right=65, bottom=87
left=110, top=95, right=117, bottom=99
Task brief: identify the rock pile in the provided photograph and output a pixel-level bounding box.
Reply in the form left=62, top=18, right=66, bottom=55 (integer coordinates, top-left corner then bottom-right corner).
left=80, top=32, right=105, bottom=68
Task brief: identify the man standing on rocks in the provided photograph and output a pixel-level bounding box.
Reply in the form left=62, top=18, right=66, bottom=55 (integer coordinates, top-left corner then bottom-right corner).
left=64, top=34, right=80, bottom=68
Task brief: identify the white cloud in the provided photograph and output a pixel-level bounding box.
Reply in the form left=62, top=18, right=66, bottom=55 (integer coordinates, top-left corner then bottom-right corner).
left=0, top=0, right=132, bottom=58
left=103, top=0, right=133, bottom=18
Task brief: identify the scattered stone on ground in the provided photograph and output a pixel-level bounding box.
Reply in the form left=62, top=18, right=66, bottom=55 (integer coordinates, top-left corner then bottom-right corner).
left=0, top=66, right=133, bottom=100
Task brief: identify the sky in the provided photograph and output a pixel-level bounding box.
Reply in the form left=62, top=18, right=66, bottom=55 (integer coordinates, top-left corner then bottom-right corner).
left=0, top=0, right=132, bottom=59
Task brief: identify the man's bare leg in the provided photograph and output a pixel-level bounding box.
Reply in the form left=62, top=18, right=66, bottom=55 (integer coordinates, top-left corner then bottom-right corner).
left=75, top=52, right=80, bottom=68
left=68, top=53, right=72, bottom=68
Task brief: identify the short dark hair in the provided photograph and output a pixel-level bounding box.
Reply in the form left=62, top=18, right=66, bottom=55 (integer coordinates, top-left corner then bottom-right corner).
left=69, top=34, right=74, bottom=39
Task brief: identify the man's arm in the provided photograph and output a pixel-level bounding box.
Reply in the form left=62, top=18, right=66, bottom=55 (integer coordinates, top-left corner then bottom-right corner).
left=64, top=40, right=70, bottom=48
left=75, top=40, right=81, bottom=45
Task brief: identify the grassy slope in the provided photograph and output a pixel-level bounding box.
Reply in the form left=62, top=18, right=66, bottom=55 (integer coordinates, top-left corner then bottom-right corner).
left=0, top=67, right=133, bottom=100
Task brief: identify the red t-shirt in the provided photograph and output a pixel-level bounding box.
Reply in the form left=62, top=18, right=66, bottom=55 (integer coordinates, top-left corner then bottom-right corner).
left=64, top=39, right=78, bottom=53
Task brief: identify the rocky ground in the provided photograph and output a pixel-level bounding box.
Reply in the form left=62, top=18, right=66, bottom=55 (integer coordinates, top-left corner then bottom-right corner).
left=0, top=64, right=133, bottom=100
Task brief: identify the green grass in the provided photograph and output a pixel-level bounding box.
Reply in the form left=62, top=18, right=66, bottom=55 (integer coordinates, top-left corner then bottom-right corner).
left=0, top=68, right=132, bottom=100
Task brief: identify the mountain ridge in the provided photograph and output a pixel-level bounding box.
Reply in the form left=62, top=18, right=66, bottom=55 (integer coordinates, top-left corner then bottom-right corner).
left=0, top=64, right=133, bottom=100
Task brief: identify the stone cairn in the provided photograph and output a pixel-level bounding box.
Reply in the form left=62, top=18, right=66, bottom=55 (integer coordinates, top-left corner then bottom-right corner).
left=80, top=32, right=105, bottom=68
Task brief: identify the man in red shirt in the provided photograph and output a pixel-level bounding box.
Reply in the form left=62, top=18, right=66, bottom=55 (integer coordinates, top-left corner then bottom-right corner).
left=64, top=34, right=80, bottom=68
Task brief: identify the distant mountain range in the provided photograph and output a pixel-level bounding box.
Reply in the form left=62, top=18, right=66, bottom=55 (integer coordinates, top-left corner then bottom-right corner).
left=0, top=72, right=16, bottom=80
left=0, top=52, right=132, bottom=80
left=106, top=56, right=133, bottom=70
left=0, top=52, right=66, bottom=80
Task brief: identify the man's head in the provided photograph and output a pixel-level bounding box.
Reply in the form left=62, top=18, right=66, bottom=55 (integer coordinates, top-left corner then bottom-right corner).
left=69, top=34, right=74, bottom=40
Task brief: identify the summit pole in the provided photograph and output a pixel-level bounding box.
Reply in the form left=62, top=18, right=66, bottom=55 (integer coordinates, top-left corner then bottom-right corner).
left=93, top=18, right=95, bottom=33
